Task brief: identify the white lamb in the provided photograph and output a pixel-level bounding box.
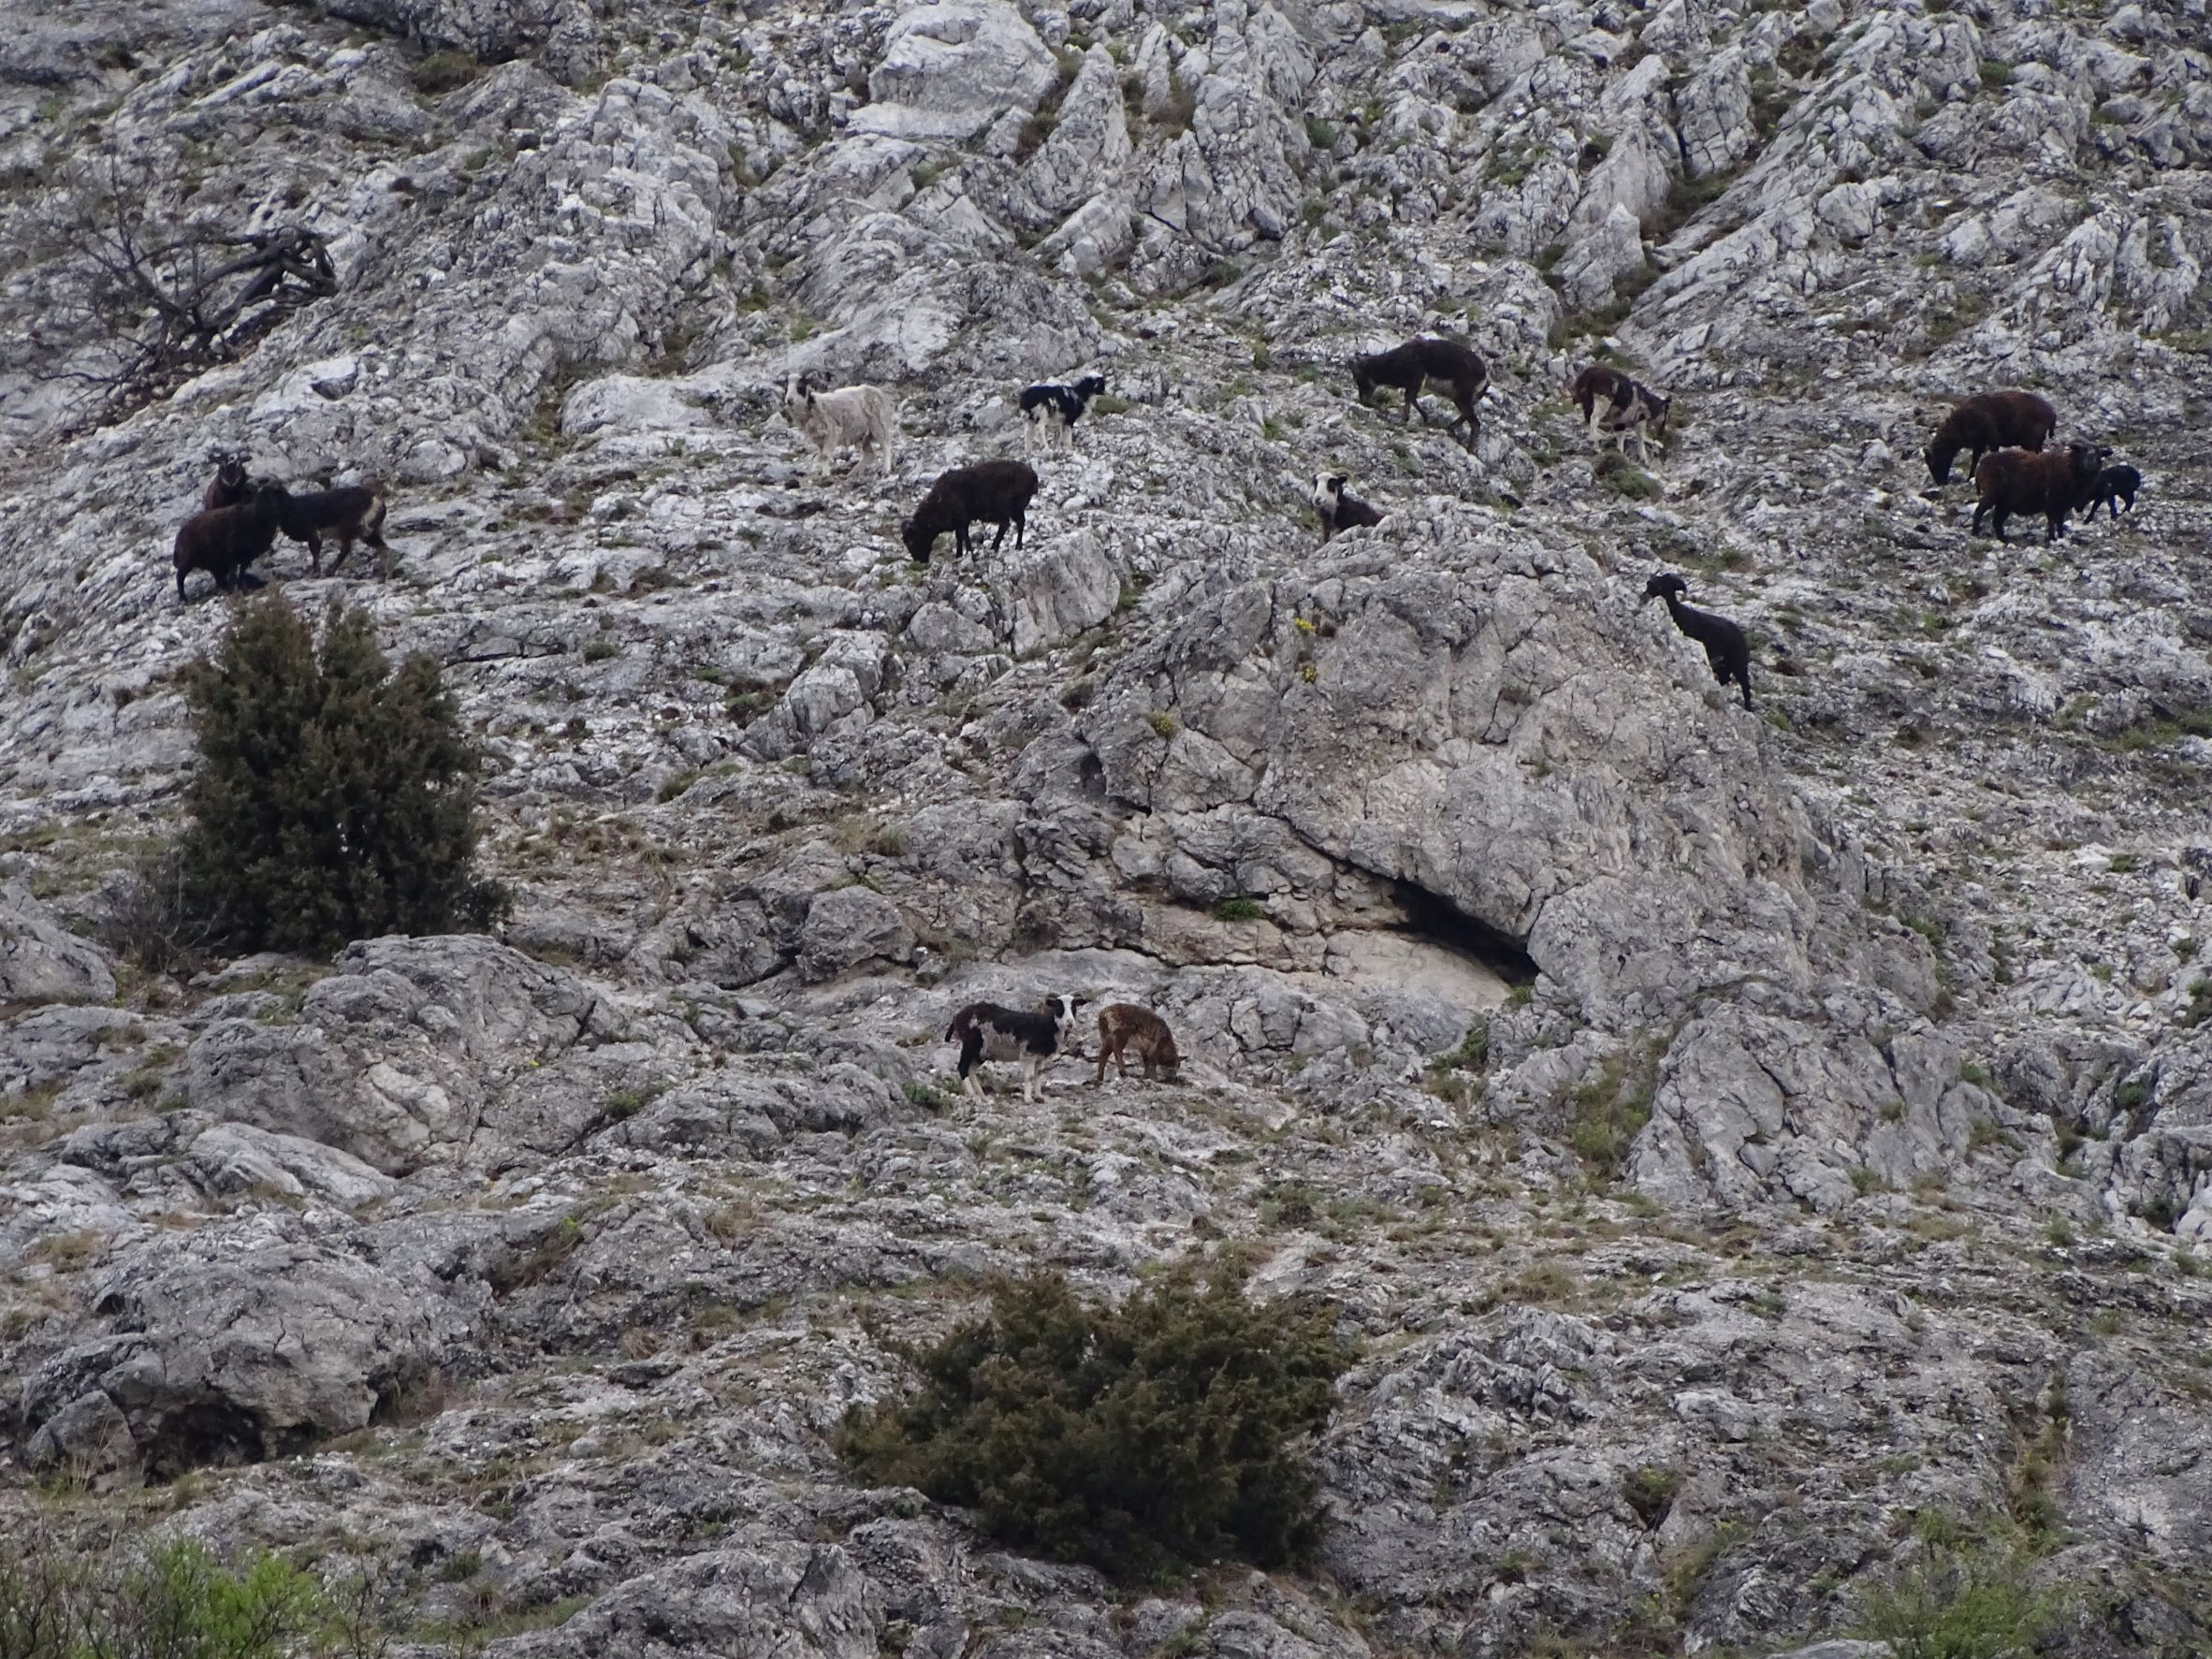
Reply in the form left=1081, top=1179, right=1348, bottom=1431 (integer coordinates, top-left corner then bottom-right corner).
left=780, top=372, right=897, bottom=477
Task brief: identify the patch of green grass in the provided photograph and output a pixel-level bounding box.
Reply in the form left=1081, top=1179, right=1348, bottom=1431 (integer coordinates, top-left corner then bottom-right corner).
left=656, top=768, right=700, bottom=804
left=1979, top=60, right=2015, bottom=90
left=411, top=50, right=482, bottom=95
left=581, top=636, right=621, bottom=663
left=1565, top=1045, right=1657, bottom=1183
left=1855, top=1523, right=2059, bottom=1659
left=1595, top=450, right=1662, bottom=500
left=1210, top=895, right=1267, bottom=924
left=601, top=1084, right=665, bottom=1123
left=1147, top=710, right=1179, bottom=740
left=902, top=1080, right=953, bottom=1112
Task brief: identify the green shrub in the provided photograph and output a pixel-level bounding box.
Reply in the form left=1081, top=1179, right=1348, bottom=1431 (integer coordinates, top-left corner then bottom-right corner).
left=1856, top=1527, right=2058, bottom=1659
left=837, top=1266, right=1354, bottom=1579
left=0, top=1535, right=339, bottom=1659
left=1623, top=1464, right=1681, bottom=1529
left=1211, top=895, right=1267, bottom=924
left=164, top=593, right=506, bottom=959
left=1595, top=450, right=1663, bottom=500
left=410, top=50, right=481, bottom=95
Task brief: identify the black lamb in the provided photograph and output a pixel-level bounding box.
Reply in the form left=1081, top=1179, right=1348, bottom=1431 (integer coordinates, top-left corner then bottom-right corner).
left=1643, top=572, right=1752, bottom=709
left=902, top=460, right=1039, bottom=562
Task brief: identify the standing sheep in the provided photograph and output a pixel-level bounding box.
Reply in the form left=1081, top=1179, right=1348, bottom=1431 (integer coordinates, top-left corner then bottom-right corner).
left=781, top=372, right=898, bottom=477
left=1924, top=390, right=2058, bottom=486
left=902, top=461, right=1039, bottom=562
left=1348, top=336, right=1488, bottom=451
left=1971, top=442, right=2103, bottom=544
left=1643, top=572, right=1752, bottom=709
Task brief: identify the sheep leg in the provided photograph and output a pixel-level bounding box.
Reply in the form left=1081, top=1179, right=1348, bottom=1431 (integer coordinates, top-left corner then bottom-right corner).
left=366, top=528, right=391, bottom=578
left=1013, top=506, right=1026, bottom=550
left=327, top=532, right=352, bottom=576
left=954, top=521, right=972, bottom=559
left=990, top=517, right=1011, bottom=552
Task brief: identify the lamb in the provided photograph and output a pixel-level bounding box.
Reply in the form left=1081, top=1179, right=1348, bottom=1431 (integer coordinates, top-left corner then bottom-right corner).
left=1923, top=390, right=2058, bottom=486
left=1348, top=336, right=1488, bottom=450
left=1092, top=1003, right=1180, bottom=1085
left=275, top=484, right=390, bottom=575
left=902, top=460, right=1039, bottom=563
left=1571, top=365, right=1671, bottom=460
left=202, top=450, right=252, bottom=512
left=1642, top=572, right=1752, bottom=709
left=2081, top=461, right=2140, bottom=521
left=945, top=994, right=1086, bottom=1101
left=1971, top=442, right=2103, bottom=544
left=781, top=372, right=897, bottom=476
left=1020, top=373, right=1108, bottom=455
left=173, top=483, right=290, bottom=601
left=1311, top=472, right=1385, bottom=544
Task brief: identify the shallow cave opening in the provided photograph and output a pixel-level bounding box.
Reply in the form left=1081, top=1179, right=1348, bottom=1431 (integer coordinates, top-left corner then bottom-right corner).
left=1390, top=880, right=1540, bottom=986
left=141, top=1400, right=269, bottom=1483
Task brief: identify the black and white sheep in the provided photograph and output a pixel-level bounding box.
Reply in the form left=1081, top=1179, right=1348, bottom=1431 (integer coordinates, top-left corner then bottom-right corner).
left=1311, top=472, right=1384, bottom=543
left=781, top=372, right=897, bottom=476
left=1020, top=374, right=1108, bottom=455
left=276, top=484, right=391, bottom=575
left=1924, top=390, right=2058, bottom=486
left=1971, top=442, right=2103, bottom=543
left=1643, top=572, right=1752, bottom=709
left=902, top=460, right=1039, bottom=563
left=174, top=483, right=289, bottom=601
left=1571, top=365, right=1671, bottom=460
left=2080, top=461, right=2140, bottom=521
left=1349, top=336, right=1488, bottom=451
left=946, top=994, right=1086, bottom=1101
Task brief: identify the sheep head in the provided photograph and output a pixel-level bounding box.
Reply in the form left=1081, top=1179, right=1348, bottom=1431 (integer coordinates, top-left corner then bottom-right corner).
left=1642, top=573, right=1687, bottom=604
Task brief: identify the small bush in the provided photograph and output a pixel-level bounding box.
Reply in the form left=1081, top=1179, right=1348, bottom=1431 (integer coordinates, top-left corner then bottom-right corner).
left=1431, top=1021, right=1492, bottom=1073
left=410, top=50, right=482, bottom=95
left=1623, top=1464, right=1681, bottom=1529
left=1147, top=709, right=1180, bottom=740
left=158, top=594, right=506, bottom=961
left=1595, top=451, right=1663, bottom=500
left=837, top=1266, right=1354, bottom=1579
left=1211, top=895, right=1267, bottom=924
left=0, top=1535, right=340, bottom=1659
left=1856, top=1527, right=2058, bottom=1659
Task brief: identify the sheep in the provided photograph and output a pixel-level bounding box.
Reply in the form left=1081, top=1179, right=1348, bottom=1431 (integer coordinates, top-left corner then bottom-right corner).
left=780, top=372, right=897, bottom=476
left=1092, top=1003, right=1180, bottom=1084
left=1971, top=442, right=2103, bottom=544
left=173, top=483, right=290, bottom=601
left=1020, top=373, right=1108, bottom=455
left=902, top=460, right=1039, bottom=563
left=946, top=994, right=1086, bottom=1101
left=274, top=484, right=391, bottom=575
left=1571, top=365, right=1671, bottom=460
left=1348, top=336, right=1488, bottom=450
left=202, top=450, right=252, bottom=512
left=1311, top=472, right=1385, bottom=544
left=1923, top=390, right=2058, bottom=486
left=1643, top=572, right=1752, bottom=709
left=2081, top=461, right=2140, bottom=521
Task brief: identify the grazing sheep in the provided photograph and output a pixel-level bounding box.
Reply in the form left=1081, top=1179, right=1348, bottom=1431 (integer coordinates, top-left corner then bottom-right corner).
left=1972, top=442, right=2103, bottom=544
left=2081, top=461, right=2140, bottom=521
left=173, top=483, right=290, bottom=601
left=1092, top=1003, right=1180, bottom=1084
left=946, top=994, right=1086, bottom=1101
left=1349, top=336, right=1488, bottom=450
left=1020, top=374, right=1108, bottom=455
left=1643, top=572, right=1752, bottom=709
left=1924, top=390, right=2058, bottom=486
left=1571, top=365, right=1671, bottom=460
left=902, top=460, right=1039, bottom=563
left=276, top=484, right=390, bottom=575
left=202, top=451, right=252, bottom=512
left=1311, top=472, right=1385, bottom=543
left=781, top=372, right=897, bottom=476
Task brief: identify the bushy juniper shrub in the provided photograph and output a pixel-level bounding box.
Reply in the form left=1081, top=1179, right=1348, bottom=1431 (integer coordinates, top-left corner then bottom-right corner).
left=0, top=1535, right=342, bottom=1659
left=837, top=1265, right=1354, bottom=1579
left=155, top=593, right=505, bottom=959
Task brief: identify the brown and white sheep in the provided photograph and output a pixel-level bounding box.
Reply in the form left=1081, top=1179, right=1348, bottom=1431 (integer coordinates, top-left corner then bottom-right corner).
left=1572, top=365, right=1671, bottom=460
left=1924, top=390, right=2058, bottom=486
left=1349, top=336, right=1488, bottom=450
left=276, top=484, right=390, bottom=575
left=1971, top=442, right=2103, bottom=543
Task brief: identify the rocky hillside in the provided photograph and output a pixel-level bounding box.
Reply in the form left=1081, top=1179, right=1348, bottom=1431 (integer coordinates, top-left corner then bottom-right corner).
left=1, top=0, right=2209, bottom=1652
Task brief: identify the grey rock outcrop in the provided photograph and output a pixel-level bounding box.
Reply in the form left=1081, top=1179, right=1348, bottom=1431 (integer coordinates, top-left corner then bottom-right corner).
left=0, top=882, right=116, bottom=1005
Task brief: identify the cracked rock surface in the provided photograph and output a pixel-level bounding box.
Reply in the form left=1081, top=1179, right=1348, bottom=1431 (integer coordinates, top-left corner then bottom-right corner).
left=1, top=0, right=2210, bottom=1652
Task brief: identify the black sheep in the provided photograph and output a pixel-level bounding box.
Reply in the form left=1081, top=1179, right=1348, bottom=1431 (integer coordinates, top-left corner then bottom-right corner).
left=1643, top=572, right=1752, bottom=709
left=1971, top=443, right=2103, bottom=543
left=2081, top=462, right=2140, bottom=521
left=1924, top=390, right=2058, bottom=486
left=173, top=483, right=290, bottom=601
left=275, top=484, right=391, bottom=575
left=1311, top=472, right=1384, bottom=543
left=902, top=460, right=1039, bottom=562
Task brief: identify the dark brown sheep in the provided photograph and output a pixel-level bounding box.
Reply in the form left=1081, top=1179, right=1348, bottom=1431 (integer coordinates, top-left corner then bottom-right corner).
left=902, top=460, right=1038, bottom=562
left=275, top=484, right=390, bottom=575
left=201, top=451, right=252, bottom=512
left=1924, top=390, right=2058, bottom=485
left=1971, top=442, right=2103, bottom=543
left=173, top=483, right=289, bottom=601
left=1349, top=336, right=1488, bottom=450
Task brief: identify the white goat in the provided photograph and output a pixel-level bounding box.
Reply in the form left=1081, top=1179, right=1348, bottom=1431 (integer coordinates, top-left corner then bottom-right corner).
left=780, top=372, right=897, bottom=477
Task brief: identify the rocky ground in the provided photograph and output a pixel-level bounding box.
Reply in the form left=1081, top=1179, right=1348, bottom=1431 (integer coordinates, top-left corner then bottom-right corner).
left=1, top=0, right=2210, bottom=1652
